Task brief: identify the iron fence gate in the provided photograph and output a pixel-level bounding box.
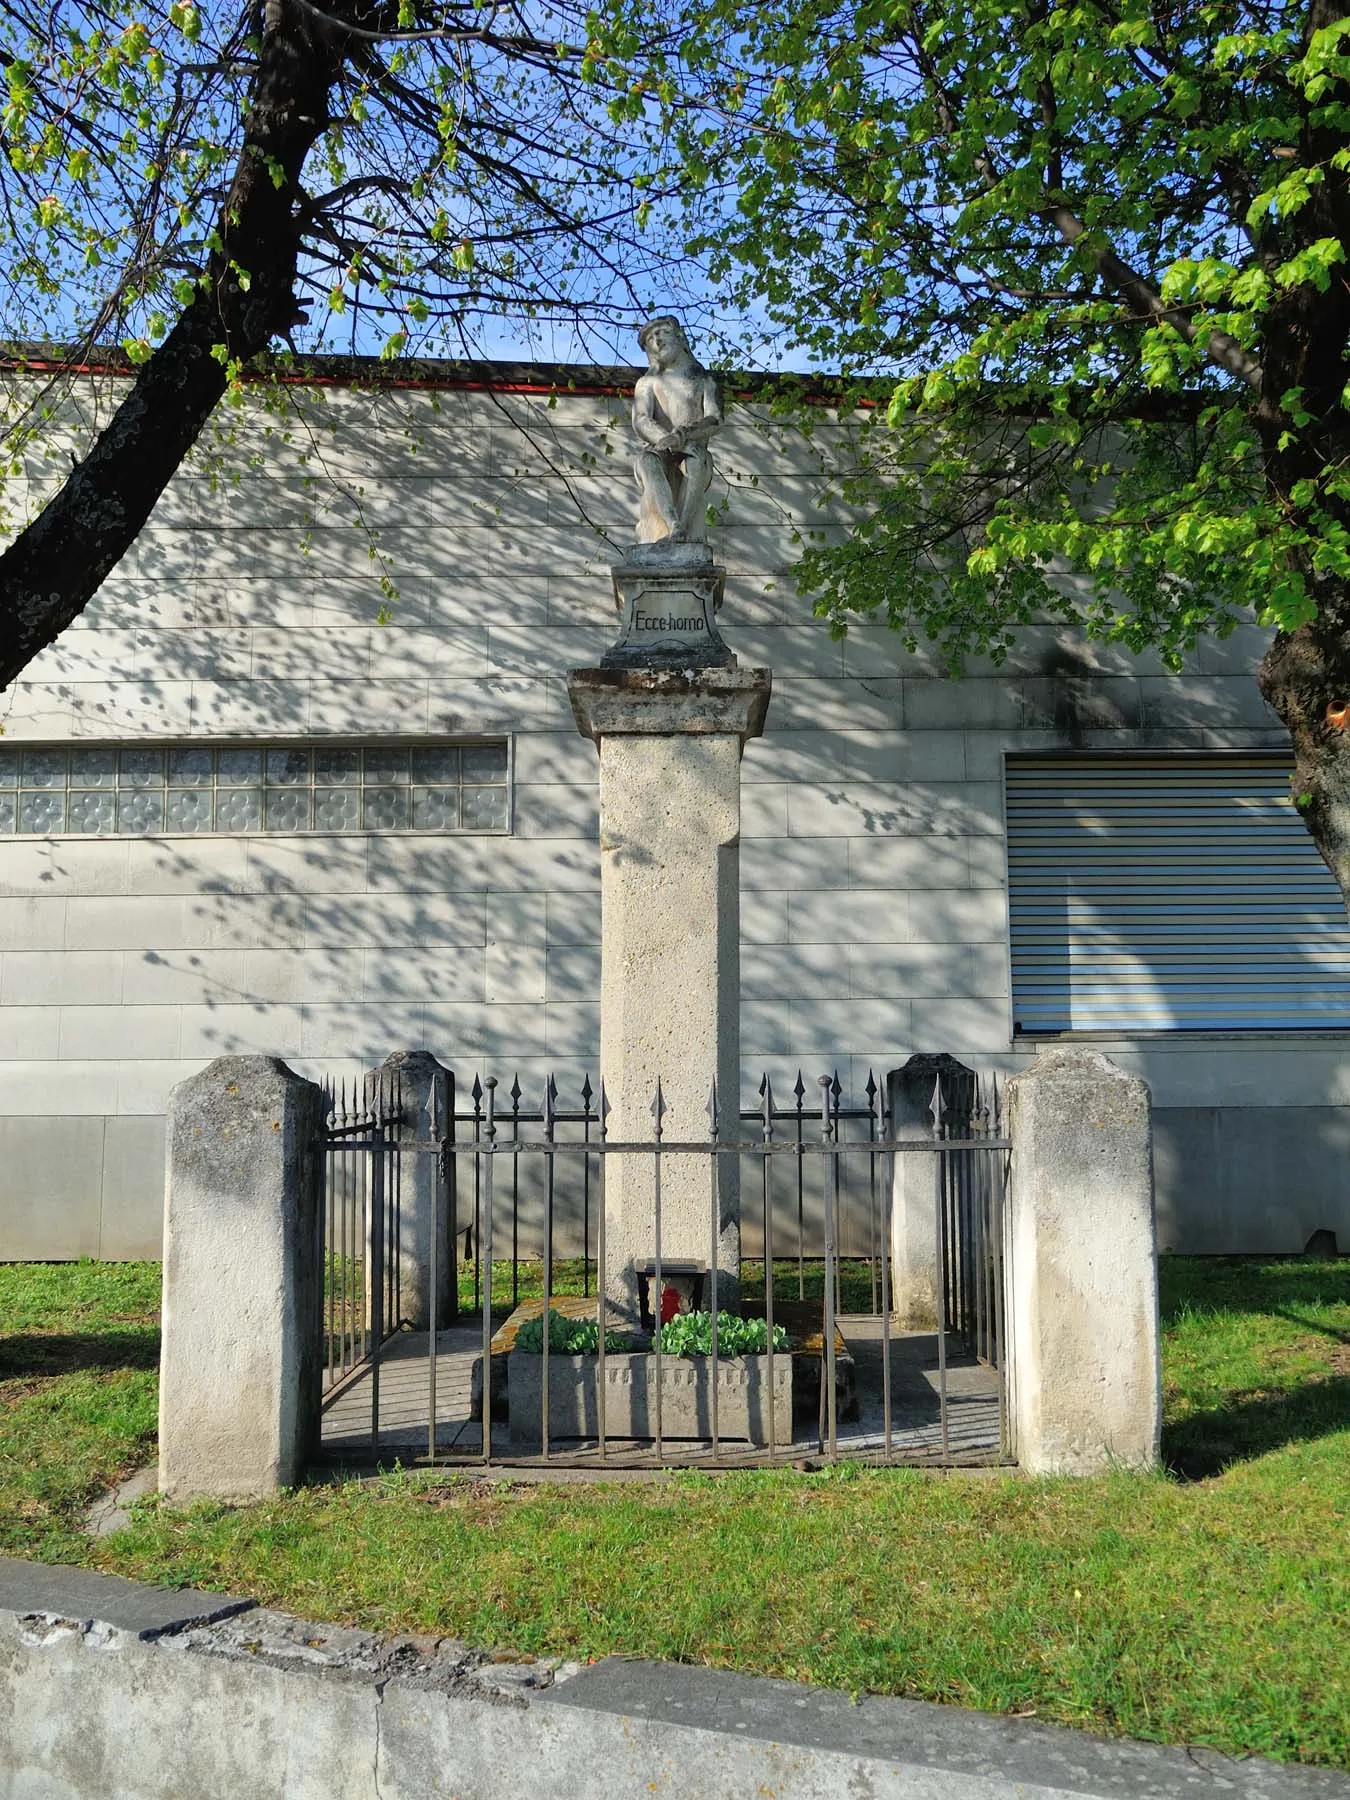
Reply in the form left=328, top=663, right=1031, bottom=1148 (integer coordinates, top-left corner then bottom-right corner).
left=320, top=1069, right=404, bottom=1426
left=315, top=1066, right=1011, bottom=1470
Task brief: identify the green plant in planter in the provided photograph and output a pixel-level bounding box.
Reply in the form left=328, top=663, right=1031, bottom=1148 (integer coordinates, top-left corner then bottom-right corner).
left=514, top=1309, right=629, bottom=1355
left=655, top=1311, right=790, bottom=1356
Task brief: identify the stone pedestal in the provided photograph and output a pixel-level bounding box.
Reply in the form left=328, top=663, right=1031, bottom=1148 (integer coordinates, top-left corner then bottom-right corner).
left=508, top=1349, right=793, bottom=1449
left=569, top=665, right=771, bottom=1322
left=603, top=543, right=731, bottom=670
left=1005, top=1047, right=1162, bottom=1475
left=364, top=1049, right=454, bottom=1330
left=159, top=1055, right=324, bottom=1502
left=887, top=1054, right=976, bottom=1329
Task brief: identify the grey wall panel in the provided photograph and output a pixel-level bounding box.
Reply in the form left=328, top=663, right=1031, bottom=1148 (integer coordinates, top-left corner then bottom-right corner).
left=99, top=1115, right=166, bottom=1258
left=0, top=1117, right=105, bottom=1258
left=1153, top=1105, right=1350, bottom=1253
left=2, top=1098, right=1347, bottom=1259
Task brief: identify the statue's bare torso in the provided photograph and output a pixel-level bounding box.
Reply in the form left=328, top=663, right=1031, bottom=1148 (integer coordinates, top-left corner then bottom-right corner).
left=632, top=318, right=722, bottom=544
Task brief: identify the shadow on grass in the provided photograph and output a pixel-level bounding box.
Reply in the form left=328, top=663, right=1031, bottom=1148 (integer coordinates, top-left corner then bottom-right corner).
left=1272, top=1308, right=1350, bottom=1344
left=1159, top=1255, right=1350, bottom=1325
left=0, top=1329, right=161, bottom=1382
left=1164, top=1375, right=1350, bottom=1480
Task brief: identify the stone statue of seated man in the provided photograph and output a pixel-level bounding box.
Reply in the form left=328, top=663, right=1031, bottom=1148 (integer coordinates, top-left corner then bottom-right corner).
left=632, top=316, right=723, bottom=545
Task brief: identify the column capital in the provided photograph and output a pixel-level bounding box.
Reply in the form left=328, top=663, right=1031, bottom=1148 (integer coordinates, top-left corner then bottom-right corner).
left=567, top=665, right=772, bottom=747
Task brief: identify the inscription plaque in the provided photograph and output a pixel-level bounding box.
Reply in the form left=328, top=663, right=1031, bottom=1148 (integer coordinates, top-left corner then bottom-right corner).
left=602, top=556, right=734, bottom=670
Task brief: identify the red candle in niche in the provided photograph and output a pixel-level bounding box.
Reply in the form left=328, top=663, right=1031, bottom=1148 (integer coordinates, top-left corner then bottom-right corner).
left=660, top=1284, right=681, bottom=1326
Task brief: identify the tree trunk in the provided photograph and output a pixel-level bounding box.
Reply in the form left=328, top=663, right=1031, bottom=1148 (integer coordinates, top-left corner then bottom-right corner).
left=1253, top=1, right=1350, bottom=914
left=0, top=0, right=356, bottom=690
left=1259, top=608, right=1350, bottom=906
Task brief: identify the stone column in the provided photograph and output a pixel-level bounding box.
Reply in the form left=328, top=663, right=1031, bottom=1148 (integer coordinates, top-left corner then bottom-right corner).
left=1005, top=1046, right=1161, bottom=1475
left=569, top=665, right=771, bottom=1322
left=159, top=1055, right=324, bottom=1502
left=364, top=1049, right=454, bottom=1330
left=887, top=1053, right=976, bottom=1329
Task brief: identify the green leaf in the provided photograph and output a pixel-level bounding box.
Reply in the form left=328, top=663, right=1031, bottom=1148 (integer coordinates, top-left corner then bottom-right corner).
left=655, top=1311, right=791, bottom=1356
left=514, top=1309, right=629, bottom=1354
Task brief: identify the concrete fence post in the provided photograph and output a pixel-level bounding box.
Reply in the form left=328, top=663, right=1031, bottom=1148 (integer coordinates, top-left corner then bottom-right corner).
left=887, top=1053, right=975, bottom=1329
left=159, top=1055, right=325, bottom=1502
left=365, top=1049, right=455, bottom=1330
left=1005, top=1047, right=1161, bottom=1475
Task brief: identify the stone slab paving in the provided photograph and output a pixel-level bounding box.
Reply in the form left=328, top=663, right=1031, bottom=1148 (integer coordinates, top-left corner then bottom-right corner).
left=322, top=1324, right=484, bottom=1455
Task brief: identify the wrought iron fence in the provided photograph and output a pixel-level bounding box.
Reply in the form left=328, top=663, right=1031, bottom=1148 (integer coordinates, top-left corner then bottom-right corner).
left=314, top=1063, right=1010, bottom=1470
left=933, top=1071, right=1006, bottom=1375
left=320, top=1068, right=404, bottom=1399
left=450, top=1069, right=889, bottom=1306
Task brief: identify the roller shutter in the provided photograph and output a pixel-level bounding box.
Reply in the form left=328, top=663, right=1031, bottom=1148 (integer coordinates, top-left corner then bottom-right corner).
left=1006, top=756, right=1350, bottom=1032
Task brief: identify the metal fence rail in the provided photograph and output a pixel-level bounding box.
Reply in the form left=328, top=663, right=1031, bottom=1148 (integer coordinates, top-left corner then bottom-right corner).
left=315, top=1065, right=1010, bottom=1471
left=447, top=1071, right=891, bottom=1299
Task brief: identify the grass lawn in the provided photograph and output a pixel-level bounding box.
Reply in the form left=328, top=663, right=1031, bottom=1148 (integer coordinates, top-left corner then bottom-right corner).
left=2, top=1254, right=1347, bottom=1768
left=454, top=1255, right=881, bottom=1316
left=0, top=1260, right=159, bottom=1563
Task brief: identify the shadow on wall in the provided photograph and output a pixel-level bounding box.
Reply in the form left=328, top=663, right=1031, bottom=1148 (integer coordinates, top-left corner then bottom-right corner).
left=97, top=825, right=601, bottom=1070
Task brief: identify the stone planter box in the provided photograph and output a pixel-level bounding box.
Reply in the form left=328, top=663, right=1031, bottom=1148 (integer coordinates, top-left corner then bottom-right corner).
left=507, top=1350, right=793, bottom=1451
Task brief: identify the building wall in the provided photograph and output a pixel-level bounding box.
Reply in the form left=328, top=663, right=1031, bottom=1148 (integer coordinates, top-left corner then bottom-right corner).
left=0, top=369, right=1345, bottom=1258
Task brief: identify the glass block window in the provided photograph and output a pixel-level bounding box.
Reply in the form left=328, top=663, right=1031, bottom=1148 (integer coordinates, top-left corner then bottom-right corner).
left=0, top=741, right=510, bottom=837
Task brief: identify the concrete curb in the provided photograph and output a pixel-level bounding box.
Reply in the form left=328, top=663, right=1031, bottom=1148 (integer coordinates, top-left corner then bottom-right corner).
left=0, top=1555, right=255, bottom=1638
left=0, top=1559, right=1345, bottom=1800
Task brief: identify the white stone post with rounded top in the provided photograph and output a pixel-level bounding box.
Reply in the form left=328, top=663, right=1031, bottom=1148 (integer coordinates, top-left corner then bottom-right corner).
left=159, top=1054, right=324, bottom=1502
left=1005, top=1046, right=1162, bottom=1475
left=364, top=1048, right=454, bottom=1331
left=887, top=1052, right=977, bottom=1330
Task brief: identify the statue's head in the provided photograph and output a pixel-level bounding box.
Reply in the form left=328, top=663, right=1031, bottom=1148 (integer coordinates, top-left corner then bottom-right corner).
left=638, top=315, right=690, bottom=360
